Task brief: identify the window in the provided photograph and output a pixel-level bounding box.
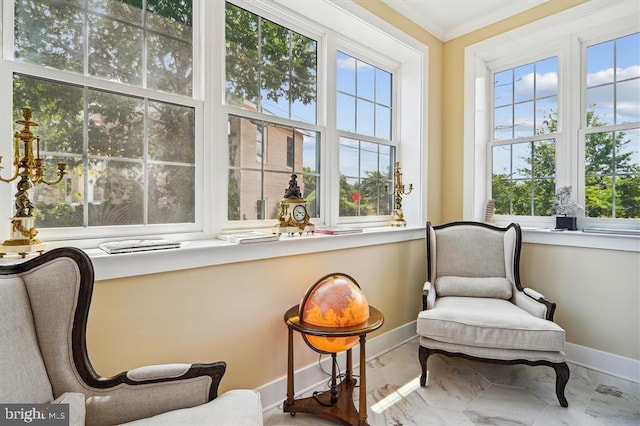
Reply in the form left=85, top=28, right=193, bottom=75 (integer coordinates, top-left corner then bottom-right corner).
left=491, top=57, right=558, bottom=216
left=224, top=3, right=320, bottom=224
left=9, top=0, right=196, bottom=234
left=336, top=51, right=394, bottom=218
left=583, top=33, right=640, bottom=219
left=466, top=1, right=639, bottom=233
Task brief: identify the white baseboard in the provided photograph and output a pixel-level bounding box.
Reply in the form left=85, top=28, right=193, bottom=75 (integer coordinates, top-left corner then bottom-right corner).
left=256, top=321, right=417, bottom=411
left=565, top=342, right=640, bottom=383
left=255, top=324, right=640, bottom=411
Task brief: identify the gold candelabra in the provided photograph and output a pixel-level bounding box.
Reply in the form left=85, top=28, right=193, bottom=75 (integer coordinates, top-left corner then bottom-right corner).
left=385, top=161, right=413, bottom=227
left=0, top=108, right=66, bottom=258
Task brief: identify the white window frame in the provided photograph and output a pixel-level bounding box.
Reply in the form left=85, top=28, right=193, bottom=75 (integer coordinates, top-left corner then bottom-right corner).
left=0, top=0, right=206, bottom=244
left=464, top=0, right=640, bottom=250
left=0, top=0, right=428, bottom=255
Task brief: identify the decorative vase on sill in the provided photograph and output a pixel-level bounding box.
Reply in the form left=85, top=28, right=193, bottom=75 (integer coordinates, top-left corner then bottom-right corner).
left=551, top=186, right=581, bottom=231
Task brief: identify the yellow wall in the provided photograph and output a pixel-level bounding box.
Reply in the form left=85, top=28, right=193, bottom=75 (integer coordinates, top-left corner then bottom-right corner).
left=521, top=244, right=640, bottom=360
left=87, top=240, right=426, bottom=391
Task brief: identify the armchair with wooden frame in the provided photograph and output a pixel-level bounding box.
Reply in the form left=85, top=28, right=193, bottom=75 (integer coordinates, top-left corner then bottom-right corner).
left=0, top=247, right=263, bottom=425
left=417, top=221, right=570, bottom=407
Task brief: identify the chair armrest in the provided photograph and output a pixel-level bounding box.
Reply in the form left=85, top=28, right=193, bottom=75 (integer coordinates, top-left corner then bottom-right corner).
left=423, top=281, right=436, bottom=310
left=81, top=361, right=227, bottom=425
left=513, top=288, right=557, bottom=321
left=126, top=363, right=193, bottom=382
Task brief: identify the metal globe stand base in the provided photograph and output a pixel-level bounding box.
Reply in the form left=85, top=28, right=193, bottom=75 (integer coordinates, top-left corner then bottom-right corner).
left=0, top=217, right=45, bottom=259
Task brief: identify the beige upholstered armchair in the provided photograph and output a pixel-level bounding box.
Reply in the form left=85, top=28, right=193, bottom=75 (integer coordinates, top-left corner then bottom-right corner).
left=0, top=247, right=263, bottom=425
left=417, top=221, right=570, bottom=407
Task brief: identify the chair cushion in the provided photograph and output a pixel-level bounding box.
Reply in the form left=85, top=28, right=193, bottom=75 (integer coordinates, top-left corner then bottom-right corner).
left=0, top=278, right=53, bottom=403
left=417, top=297, right=565, bottom=352
left=435, top=276, right=512, bottom=299
left=120, top=389, right=263, bottom=425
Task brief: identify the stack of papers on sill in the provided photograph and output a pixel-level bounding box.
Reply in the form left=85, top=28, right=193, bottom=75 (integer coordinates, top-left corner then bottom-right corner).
left=99, top=239, right=181, bottom=254
left=216, top=231, right=279, bottom=244
left=314, top=227, right=363, bottom=235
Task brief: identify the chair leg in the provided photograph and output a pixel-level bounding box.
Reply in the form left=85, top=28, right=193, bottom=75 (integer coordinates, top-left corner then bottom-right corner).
left=418, top=346, right=430, bottom=386
left=553, top=362, right=570, bottom=407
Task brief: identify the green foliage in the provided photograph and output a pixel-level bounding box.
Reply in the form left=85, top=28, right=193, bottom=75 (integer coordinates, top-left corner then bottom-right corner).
left=225, top=3, right=316, bottom=108
left=492, top=108, right=639, bottom=219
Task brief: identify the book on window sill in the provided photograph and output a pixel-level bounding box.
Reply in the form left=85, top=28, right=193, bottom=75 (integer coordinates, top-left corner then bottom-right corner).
left=99, top=239, right=181, bottom=254
left=216, top=231, right=280, bottom=244
left=314, top=227, right=363, bottom=235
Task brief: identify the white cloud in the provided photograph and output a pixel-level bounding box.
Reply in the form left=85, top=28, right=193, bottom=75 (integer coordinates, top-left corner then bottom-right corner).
left=587, top=65, right=640, bottom=86
left=515, top=71, right=558, bottom=98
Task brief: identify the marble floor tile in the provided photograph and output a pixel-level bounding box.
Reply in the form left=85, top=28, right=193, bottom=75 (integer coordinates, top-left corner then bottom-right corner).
left=262, top=338, right=638, bottom=426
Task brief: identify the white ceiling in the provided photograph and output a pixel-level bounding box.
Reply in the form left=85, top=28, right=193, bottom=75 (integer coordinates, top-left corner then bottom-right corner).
left=382, top=0, right=548, bottom=41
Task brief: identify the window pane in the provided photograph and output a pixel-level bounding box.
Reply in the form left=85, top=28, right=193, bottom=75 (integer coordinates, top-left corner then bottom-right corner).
left=357, top=62, right=375, bottom=101
left=337, top=93, right=356, bottom=132
left=586, top=85, right=614, bottom=126
left=536, top=97, right=558, bottom=134
left=145, top=0, right=192, bottom=42
left=147, top=34, right=192, bottom=96
left=492, top=145, right=511, bottom=177
left=227, top=115, right=320, bottom=221
left=339, top=138, right=359, bottom=177
left=494, top=105, right=513, bottom=140
left=88, top=160, right=144, bottom=226
left=149, top=164, right=194, bottom=224
left=617, top=33, right=640, bottom=80
left=32, top=157, right=84, bottom=228
left=13, top=75, right=196, bottom=230
left=356, top=99, right=375, bottom=137
left=88, top=90, right=144, bottom=159
left=494, top=70, right=513, bottom=107
left=616, top=79, right=640, bottom=124
left=533, top=140, right=556, bottom=179
left=586, top=33, right=639, bottom=128
left=88, top=14, right=143, bottom=85
left=337, top=51, right=392, bottom=141
left=14, top=0, right=84, bottom=73
left=586, top=40, right=614, bottom=87
left=375, top=105, right=391, bottom=140
left=337, top=51, right=356, bottom=94
left=89, top=0, right=143, bottom=26
left=148, top=102, right=195, bottom=163
left=585, top=129, right=640, bottom=218
left=225, top=3, right=317, bottom=124
left=225, top=4, right=260, bottom=107
left=512, top=142, right=531, bottom=179
left=536, top=57, right=558, bottom=98
left=491, top=140, right=555, bottom=216
left=376, top=68, right=392, bottom=107
left=514, top=101, right=534, bottom=138
left=339, top=137, right=394, bottom=218
left=514, top=63, right=534, bottom=102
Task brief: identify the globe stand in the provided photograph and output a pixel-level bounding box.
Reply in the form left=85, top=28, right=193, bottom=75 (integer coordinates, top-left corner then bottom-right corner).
left=283, top=305, right=384, bottom=426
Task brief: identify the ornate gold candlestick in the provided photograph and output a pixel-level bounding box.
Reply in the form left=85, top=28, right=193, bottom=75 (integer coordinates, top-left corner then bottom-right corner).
left=385, top=161, right=413, bottom=227
left=0, top=108, right=66, bottom=258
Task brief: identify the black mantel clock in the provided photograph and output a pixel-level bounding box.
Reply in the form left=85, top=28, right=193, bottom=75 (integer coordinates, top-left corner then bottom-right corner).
left=272, top=174, right=315, bottom=236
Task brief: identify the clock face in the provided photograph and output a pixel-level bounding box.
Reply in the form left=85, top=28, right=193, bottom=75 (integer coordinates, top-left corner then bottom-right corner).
left=292, top=205, right=307, bottom=222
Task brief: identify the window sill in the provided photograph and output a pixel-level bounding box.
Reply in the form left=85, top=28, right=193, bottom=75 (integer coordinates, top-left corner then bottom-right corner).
left=85, top=226, right=425, bottom=281
left=521, top=227, right=639, bottom=252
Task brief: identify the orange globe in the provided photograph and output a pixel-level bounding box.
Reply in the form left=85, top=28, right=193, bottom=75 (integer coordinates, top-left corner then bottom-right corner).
left=300, top=273, right=370, bottom=353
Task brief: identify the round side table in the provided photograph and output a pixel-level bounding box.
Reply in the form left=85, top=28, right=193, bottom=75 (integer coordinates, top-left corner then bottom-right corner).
left=283, top=305, right=384, bottom=426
